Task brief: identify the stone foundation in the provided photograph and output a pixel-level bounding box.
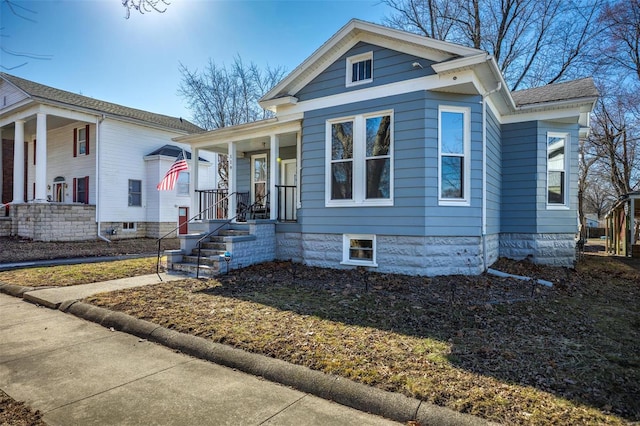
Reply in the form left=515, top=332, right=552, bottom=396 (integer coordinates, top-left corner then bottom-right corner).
left=0, top=217, right=10, bottom=237
left=11, top=203, right=97, bottom=241
left=499, top=233, right=576, bottom=266
left=299, top=233, right=489, bottom=276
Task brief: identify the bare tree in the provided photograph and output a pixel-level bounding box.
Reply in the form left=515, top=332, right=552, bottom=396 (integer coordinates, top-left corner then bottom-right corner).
left=122, top=0, right=169, bottom=19
left=0, top=0, right=52, bottom=70
left=599, top=0, right=640, bottom=82
left=382, top=0, right=604, bottom=90
left=179, top=56, right=286, bottom=188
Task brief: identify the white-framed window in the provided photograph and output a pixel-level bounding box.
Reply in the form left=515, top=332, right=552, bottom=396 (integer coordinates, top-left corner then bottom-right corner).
left=122, top=222, right=136, bottom=231
left=346, top=51, right=373, bottom=87
left=438, top=106, right=470, bottom=206
left=547, top=132, right=569, bottom=208
left=176, top=171, right=190, bottom=196
left=326, top=110, right=393, bottom=207
left=342, top=234, right=377, bottom=266
left=128, top=179, right=142, bottom=206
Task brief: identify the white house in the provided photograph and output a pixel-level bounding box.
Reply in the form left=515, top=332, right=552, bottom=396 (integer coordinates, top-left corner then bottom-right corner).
left=0, top=73, right=215, bottom=241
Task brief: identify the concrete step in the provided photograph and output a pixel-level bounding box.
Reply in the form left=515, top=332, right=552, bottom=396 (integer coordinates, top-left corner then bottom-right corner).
left=190, top=248, right=224, bottom=257
left=219, top=229, right=250, bottom=237
left=199, top=241, right=226, bottom=251
left=182, top=255, right=220, bottom=266
left=170, top=262, right=219, bottom=277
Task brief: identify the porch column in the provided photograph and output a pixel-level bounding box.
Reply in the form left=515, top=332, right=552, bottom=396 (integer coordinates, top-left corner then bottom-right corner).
left=269, top=134, right=279, bottom=220
left=228, top=142, right=237, bottom=220
left=34, top=113, right=47, bottom=202
left=12, top=120, right=25, bottom=203
left=191, top=146, right=199, bottom=216
left=0, top=128, right=3, bottom=204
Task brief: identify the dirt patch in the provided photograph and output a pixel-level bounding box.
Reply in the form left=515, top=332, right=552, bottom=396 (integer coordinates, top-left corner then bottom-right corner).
left=0, top=390, right=46, bottom=426
left=0, top=237, right=178, bottom=263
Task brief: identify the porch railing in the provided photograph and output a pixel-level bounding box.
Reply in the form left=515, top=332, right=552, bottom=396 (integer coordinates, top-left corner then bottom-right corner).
left=275, top=185, right=297, bottom=222
left=1, top=202, right=9, bottom=217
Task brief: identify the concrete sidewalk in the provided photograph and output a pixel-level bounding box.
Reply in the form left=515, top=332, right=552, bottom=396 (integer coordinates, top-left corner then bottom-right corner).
left=0, top=293, right=400, bottom=425
left=0, top=273, right=492, bottom=425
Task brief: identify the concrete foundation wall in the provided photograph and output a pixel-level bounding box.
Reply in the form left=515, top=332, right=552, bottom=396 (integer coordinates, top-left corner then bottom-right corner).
left=12, top=203, right=97, bottom=242
left=499, top=233, right=576, bottom=266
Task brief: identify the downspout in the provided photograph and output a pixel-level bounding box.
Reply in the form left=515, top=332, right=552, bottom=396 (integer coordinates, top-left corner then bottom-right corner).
left=96, top=114, right=110, bottom=243
left=481, top=82, right=501, bottom=271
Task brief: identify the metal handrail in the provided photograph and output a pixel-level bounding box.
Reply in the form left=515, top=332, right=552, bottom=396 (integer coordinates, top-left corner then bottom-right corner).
left=0, top=202, right=10, bottom=218
left=193, top=194, right=268, bottom=279
left=155, top=191, right=238, bottom=280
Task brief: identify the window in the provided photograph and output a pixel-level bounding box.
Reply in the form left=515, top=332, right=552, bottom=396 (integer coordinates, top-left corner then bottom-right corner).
left=327, top=111, right=393, bottom=206
left=176, top=172, right=189, bottom=196
left=73, top=125, right=90, bottom=157
left=122, top=222, right=136, bottom=231
left=73, top=176, right=89, bottom=204
left=438, top=106, right=470, bottom=205
left=128, top=179, right=142, bottom=206
left=346, top=52, right=373, bottom=87
left=547, top=132, right=569, bottom=206
left=342, top=234, right=377, bottom=266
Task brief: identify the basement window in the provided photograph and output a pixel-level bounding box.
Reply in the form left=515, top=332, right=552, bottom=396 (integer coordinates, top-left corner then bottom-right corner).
left=342, top=234, right=377, bottom=267
left=122, top=222, right=136, bottom=231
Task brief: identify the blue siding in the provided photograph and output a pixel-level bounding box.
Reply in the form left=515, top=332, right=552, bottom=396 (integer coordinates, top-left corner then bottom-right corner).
left=299, top=90, right=483, bottom=237
left=536, top=122, right=580, bottom=234
left=296, top=42, right=436, bottom=102
left=485, top=105, right=501, bottom=235
left=501, top=121, right=538, bottom=233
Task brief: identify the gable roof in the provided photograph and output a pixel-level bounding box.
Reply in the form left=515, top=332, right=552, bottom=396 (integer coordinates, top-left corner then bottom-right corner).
left=260, top=19, right=485, bottom=106
left=0, top=73, right=203, bottom=134
left=511, top=77, right=599, bottom=107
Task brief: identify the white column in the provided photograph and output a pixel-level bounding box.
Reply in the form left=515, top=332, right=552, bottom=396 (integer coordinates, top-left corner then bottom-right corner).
left=34, top=113, right=47, bottom=202
left=228, top=142, right=237, bottom=220
left=191, top=147, right=199, bottom=215
left=12, top=120, right=25, bottom=203
left=0, top=128, right=3, bottom=204
left=269, top=134, right=279, bottom=220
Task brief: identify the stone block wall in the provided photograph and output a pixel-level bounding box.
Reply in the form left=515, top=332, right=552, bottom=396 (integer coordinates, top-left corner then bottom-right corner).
left=0, top=218, right=10, bottom=237
left=225, top=221, right=276, bottom=270
left=499, top=233, right=576, bottom=266
left=12, top=203, right=97, bottom=241
left=276, top=232, right=303, bottom=263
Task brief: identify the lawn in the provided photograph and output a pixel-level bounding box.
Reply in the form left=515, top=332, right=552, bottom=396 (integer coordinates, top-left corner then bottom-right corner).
left=0, top=257, right=158, bottom=287
left=85, top=254, right=640, bottom=425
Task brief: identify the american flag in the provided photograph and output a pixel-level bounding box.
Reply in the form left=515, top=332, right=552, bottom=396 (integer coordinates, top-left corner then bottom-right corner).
left=157, top=150, right=188, bottom=191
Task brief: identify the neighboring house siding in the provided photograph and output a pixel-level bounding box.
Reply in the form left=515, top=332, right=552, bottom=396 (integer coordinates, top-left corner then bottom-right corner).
left=501, top=121, right=538, bottom=233
left=485, top=104, right=501, bottom=235
left=37, top=122, right=96, bottom=205
left=296, top=42, right=436, bottom=102
left=98, top=120, right=205, bottom=223
left=535, top=121, right=580, bottom=234
left=299, top=90, right=483, bottom=237
left=0, top=79, right=28, bottom=108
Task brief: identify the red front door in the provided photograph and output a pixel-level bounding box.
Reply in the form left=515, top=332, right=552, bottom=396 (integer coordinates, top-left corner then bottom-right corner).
left=178, top=207, right=188, bottom=234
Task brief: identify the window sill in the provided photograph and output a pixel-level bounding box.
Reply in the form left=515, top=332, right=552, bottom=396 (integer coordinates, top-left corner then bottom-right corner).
left=341, top=260, right=378, bottom=268
left=438, top=199, right=470, bottom=207
left=326, top=199, right=393, bottom=207
left=546, top=204, right=570, bottom=210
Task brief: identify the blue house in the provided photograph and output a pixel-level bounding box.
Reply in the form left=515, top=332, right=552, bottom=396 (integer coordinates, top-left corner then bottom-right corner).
left=172, top=19, right=598, bottom=276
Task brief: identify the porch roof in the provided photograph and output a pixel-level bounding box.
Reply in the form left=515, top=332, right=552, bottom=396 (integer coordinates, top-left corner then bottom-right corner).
left=173, top=116, right=302, bottom=154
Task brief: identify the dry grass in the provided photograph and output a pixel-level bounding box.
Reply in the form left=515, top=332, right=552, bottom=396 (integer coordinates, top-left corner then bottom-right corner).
left=86, top=254, right=640, bottom=425
left=0, top=257, right=158, bottom=287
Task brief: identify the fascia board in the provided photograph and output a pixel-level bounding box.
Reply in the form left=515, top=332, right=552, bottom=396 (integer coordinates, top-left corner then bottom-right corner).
left=174, top=117, right=302, bottom=145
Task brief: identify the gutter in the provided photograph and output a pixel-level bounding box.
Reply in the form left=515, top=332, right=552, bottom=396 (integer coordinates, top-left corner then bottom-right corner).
left=95, top=114, right=110, bottom=243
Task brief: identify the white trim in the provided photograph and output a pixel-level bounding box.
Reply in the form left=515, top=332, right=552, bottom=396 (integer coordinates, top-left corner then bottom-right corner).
left=346, top=51, right=373, bottom=87
left=341, top=234, right=378, bottom=267
left=325, top=110, right=394, bottom=207
left=546, top=132, right=570, bottom=209
left=438, top=105, right=471, bottom=206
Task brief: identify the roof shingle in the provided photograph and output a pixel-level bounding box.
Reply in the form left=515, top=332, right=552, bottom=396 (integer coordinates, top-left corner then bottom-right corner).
left=511, top=77, right=599, bottom=107
left=1, top=73, right=202, bottom=134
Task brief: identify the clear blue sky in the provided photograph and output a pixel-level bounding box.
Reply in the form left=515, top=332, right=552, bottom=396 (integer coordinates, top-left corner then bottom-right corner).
left=1, top=0, right=392, bottom=120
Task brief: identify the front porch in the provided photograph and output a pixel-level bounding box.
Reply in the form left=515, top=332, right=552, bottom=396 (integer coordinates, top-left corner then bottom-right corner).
left=176, top=118, right=301, bottom=225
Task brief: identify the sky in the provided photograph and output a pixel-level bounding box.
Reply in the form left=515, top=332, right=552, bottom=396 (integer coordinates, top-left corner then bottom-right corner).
left=1, top=0, right=393, bottom=121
